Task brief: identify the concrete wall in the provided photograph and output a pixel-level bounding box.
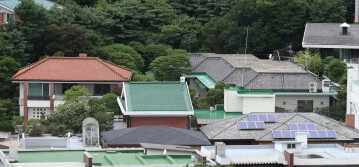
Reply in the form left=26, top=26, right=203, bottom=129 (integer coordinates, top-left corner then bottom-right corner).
left=275, top=95, right=330, bottom=111
left=224, top=90, right=275, bottom=113
left=347, top=69, right=359, bottom=129
left=130, top=117, right=189, bottom=129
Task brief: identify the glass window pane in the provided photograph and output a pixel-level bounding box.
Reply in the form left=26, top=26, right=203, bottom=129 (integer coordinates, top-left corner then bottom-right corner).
left=28, top=83, right=42, bottom=96
left=43, top=83, right=49, bottom=96
left=103, top=85, right=110, bottom=94
left=94, top=84, right=102, bottom=95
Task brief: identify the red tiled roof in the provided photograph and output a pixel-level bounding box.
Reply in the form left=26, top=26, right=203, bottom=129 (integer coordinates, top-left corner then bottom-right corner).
left=12, top=57, right=132, bottom=82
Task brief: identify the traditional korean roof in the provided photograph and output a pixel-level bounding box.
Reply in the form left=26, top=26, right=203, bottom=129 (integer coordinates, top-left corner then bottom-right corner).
left=200, top=112, right=359, bottom=142
left=303, top=23, right=359, bottom=49
left=12, top=57, right=132, bottom=82
left=100, top=126, right=211, bottom=146
left=189, top=53, right=322, bottom=90
left=119, top=82, right=193, bottom=115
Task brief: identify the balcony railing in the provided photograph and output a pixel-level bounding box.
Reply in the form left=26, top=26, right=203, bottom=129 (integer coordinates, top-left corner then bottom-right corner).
left=27, top=96, right=50, bottom=100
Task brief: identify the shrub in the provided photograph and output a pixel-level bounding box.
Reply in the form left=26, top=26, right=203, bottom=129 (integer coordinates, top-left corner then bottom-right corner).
left=0, top=120, right=13, bottom=132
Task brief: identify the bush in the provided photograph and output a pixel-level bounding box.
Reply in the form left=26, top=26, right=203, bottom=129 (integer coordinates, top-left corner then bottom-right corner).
left=0, top=120, right=13, bottom=132
left=29, top=123, right=43, bottom=136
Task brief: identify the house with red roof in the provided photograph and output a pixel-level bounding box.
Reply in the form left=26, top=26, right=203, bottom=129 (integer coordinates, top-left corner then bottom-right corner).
left=12, top=54, right=132, bottom=122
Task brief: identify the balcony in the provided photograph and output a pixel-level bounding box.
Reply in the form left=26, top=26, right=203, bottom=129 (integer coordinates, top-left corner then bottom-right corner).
left=27, top=96, right=50, bottom=100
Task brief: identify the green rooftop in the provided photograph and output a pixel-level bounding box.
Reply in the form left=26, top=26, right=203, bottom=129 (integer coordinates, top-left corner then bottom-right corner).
left=3, top=150, right=199, bottom=166
left=189, top=73, right=217, bottom=89
left=122, top=82, right=193, bottom=111
left=226, top=86, right=274, bottom=95
left=194, top=104, right=242, bottom=119
left=0, top=0, right=61, bottom=10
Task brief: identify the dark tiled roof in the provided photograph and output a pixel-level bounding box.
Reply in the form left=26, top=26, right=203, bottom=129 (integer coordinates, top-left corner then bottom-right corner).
left=101, top=126, right=211, bottom=146
left=303, top=23, right=359, bottom=47
left=189, top=53, right=322, bottom=90
left=200, top=112, right=359, bottom=142
left=12, top=57, right=132, bottom=82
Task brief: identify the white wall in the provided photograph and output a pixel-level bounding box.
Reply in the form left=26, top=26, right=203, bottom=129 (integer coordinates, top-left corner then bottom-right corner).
left=224, top=90, right=275, bottom=113
left=242, top=97, right=275, bottom=114
left=347, top=69, right=359, bottom=129
left=224, top=90, right=243, bottom=112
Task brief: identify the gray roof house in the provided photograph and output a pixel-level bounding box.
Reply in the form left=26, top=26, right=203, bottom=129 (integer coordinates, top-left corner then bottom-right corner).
left=187, top=53, right=337, bottom=112
left=200, top=112, right=359, bottom=145
left=302, top=23, right=359, bottom=62
left=100, top=126, right=211, bottom=149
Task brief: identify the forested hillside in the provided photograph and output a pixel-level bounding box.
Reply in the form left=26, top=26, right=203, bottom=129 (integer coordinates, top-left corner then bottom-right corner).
left=0, top=0, right=353, bottom=117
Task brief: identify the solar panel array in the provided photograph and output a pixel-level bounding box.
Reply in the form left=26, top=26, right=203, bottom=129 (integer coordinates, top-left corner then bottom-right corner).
left=272, top=130, right=337, bottom=138
left=249, top=114, right=277, bottom=122
left=238, top=121, right=266, bottom=129
left=288, top=123, right=317, bottom=131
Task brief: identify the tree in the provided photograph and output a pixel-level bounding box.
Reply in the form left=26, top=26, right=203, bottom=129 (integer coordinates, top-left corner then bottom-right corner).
left=101, top=93, right=120, bottom=114
left=197, top=82, right=229, bottom=108
left=142, top=44, right=172, bottom=66
left=45, top=24, right=89, bottom=57
left=309, top=0, right=346, bottom=23
left=64, top=85, right=91, bottom=102
left=201, top=15, right=232, bottom=53
left=322, top=56, right=336, bottom=65
left=143, top=0, right=176, bottom=32
left=160, top=25, right=182, bottom=47
left=308, top=55, right=325, bottom=76
left=103, top=44, right=144, bottom=71
left=0, top=57, right=21, bottom=99
left=150, top=54, right=191, bottom=81
left=325, top=60, right=347, bottom=82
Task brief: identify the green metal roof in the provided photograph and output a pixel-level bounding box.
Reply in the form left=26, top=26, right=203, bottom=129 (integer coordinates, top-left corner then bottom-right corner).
left=226, top=86, right=274, bottom=95
left=0, top=0, right=61, bottom=10
left=123, top=82, right=193, bottom=111
left=190, top=73, right=216, bottom=89
left=194, top=104, right=242, bottom=119
left=4, top=150, right=199, bottom=165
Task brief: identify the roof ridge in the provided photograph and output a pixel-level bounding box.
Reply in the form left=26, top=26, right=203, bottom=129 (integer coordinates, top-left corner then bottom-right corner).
left=172, top=127, right=209, bottom=143
left=12, top=57, right=50, bottom=80
left=96, top=58, right=131, bottom=80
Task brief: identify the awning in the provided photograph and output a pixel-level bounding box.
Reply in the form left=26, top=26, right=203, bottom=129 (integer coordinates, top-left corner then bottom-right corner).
left=189, top=73, right=216, bottom=89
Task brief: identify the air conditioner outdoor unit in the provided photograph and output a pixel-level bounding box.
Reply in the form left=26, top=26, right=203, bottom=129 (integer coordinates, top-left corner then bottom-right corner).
left=322, top=79, right=330, bottom=93
left=309, top=82, right=317, bottom=93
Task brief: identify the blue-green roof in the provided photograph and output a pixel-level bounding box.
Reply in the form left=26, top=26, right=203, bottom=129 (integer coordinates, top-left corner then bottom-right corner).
left=123, top=82, right=193, bottom=111
left=189, top=73, right=216, bottom=89
left=194, top=104, right=242, bottom=119
left=0, top=0, right=61, bottom=10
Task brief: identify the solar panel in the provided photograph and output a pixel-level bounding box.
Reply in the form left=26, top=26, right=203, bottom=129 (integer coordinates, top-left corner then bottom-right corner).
left=256, top=121, right=266, bottom=129
left=318, top=130, right=327, bottom=138
left=308, top=131, right=318, bottom=138
left=249, top=115, right=259, bottom=121
left=238, top=122, right=247, bottom=129
left=267, top=114, right=277, bottom=122
left=298, top=124, right=308, bottom=131
left=288, top=124, right=299, bottom=130
left=273, top=130, right=282, bottom=138
left=282, top=130, right=291, bottom=138
left=307, top=124, right=316, bottom=130
left=290, top=131, right=299, bottom=137
left=247, top=122, right=256, bottom=129
left=326, top=130, right=337, bottom=138
left=258, top=115, right=268, bottom=122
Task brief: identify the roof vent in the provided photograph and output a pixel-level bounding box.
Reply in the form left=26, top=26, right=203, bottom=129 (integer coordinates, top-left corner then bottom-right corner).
left=340, top=23, right=350, bottom=35
left=79, top=53, right=87, bottom=57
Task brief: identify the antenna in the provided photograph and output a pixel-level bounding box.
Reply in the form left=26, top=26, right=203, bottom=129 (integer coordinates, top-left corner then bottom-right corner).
left=244, top=26, right=249, bottom=66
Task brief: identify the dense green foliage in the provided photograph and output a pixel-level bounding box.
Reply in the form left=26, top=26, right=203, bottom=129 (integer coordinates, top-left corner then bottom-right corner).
left=197, top=82, right=230, bottom=109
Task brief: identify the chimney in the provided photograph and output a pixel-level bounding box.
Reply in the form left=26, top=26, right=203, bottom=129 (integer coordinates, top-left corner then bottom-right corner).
left=79, top=53, right=87, bottom=57
left=180, top=77, right=185, bottom=83
left=340, top=23, right=350, bottom=35
left=215, top=142, right=226, bottom=156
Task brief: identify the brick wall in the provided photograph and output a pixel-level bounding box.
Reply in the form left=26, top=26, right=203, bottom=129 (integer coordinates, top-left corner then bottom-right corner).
left=130, top=116, right=189, bottom=129
left=24, top=83, right=28, bottom=122
left=284, top=150, right=294, bottom=167
left=50, top=83, right=54, bottom=112
left=346, top=115, right=355, bottom=129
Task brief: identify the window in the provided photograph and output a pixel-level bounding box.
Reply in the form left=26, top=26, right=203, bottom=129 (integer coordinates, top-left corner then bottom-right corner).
left=94, top=84, right=111, bottom=95
left=62, top=84, right=77, bottom=94
left=287, top=144, right=296, bottom=149
left=298, top=100, right=313, bottom=112
left=28, top=83, right=49, bottom=100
